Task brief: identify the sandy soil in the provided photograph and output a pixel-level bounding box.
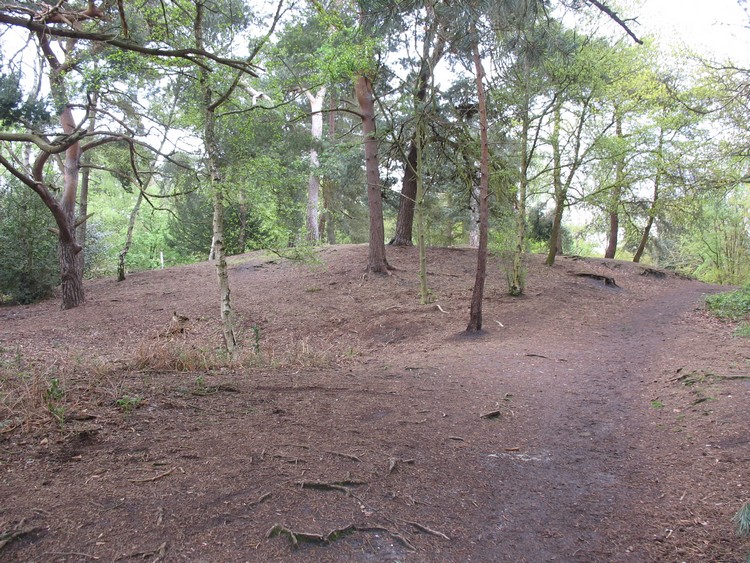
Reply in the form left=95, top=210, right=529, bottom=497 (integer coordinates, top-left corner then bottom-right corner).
left=0, top=244, right=748, bottom=562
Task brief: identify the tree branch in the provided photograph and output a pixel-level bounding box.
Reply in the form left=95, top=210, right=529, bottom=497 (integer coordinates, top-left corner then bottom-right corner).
left=0, top=12, right=261, bottom=75
left=585, top=0, right=643, bottom=45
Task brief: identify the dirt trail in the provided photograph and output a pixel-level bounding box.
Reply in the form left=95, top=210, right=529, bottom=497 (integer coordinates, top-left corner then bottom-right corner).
left=434, top=283, right=713, bottom=562
left=0, top=246, right=747, bottom=562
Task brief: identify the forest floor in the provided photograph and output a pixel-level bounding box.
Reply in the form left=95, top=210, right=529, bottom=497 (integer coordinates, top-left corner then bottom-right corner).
left=0, top=244, right=749, bottom=562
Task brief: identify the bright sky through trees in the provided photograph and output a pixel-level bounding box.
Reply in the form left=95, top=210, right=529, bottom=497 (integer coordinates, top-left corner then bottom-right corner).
left=637, top=0, right=749, bottom=60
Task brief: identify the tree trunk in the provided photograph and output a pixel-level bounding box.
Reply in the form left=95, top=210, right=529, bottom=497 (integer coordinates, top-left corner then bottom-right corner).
left=197, top=1, right=236, bottom=356
left=238, top=190, right=248, bottom=253
left=510, top=56, right=531, bottom=296
left=605, top=113, right=625, bottom=260
left=467, top=41, right=490, bottom=332
left=391, top=142, right=417, bottom=246
left=547, top=195, right=565, bottom=266
left=117, top=191, right=143, bottom=281
left=633, top=128, right=662, bottom=263
left=77, top=92, right=98, bottom=274
left=469, top=179, right=480, bottom=247
left=546, top=102, right=563, bottom=266
left=212, top=187, right=236, bottom=355
left=319, top=95, right=337, bottom=244
left=415, top=115, right=429, bottom=304
left=305, top=87, right=326, bottom=243
left=59, top=105, right=84, bottom=309
left=355, top=74, right=389, bottom=273
left=391, top=17, right=445, bottom=247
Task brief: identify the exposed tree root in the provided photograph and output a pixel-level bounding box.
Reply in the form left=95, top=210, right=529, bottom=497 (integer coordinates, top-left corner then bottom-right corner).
left=266, top=523, right=415, bottom=551
left=404, top=519, right=451, bottom=540
left=0, top=519, right=38, bottom=551
left=574, top=272, right=618, bottom=287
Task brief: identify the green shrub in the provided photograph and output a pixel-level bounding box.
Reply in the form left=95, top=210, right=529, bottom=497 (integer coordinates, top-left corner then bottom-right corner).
left=705, top=286, right=750, bottom=321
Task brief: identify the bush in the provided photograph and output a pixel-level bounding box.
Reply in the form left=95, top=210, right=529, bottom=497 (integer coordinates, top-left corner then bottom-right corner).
left=0, top=185, right=59, bottom=304
left=704, top=286, right=750, bottom=321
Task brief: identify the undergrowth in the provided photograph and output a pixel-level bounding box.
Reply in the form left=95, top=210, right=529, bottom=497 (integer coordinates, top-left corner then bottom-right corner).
left=1, top=335, right=347, bottom=436
left=705, top=286, right=750, bottom=337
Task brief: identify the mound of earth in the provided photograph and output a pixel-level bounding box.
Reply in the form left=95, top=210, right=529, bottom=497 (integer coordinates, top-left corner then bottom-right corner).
left=0, top=245, right=748, bottom=561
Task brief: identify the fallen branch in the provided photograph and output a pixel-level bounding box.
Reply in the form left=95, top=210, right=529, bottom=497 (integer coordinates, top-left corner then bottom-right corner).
left=480, top=410, right=501, bottom=419
left=403, top=520, right=451, bottom=540
left=296, top=480, right=365, bottom=494
left=115, top=541, right=167, bottom=561
left=45, top=552, right=99, bottom=560
left=325, top=450, right=362, bottom=462
left=128, top=467, right=177, bottom=483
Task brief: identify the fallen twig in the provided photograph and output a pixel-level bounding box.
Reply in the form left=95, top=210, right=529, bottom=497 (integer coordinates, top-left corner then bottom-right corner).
left=325, top=450, right=362, bottom=462
left=435, top=303, right=448, bottom=313
left=115, top=541, right=167, bottom=561
left=403, top=520, right=451, bottom=540
left=480, top=410, right=501, bottom=419
left=387, top=458, right=415, bottom=475
left=128, top=467, right=177, bottom=483
left=45, top=552, right=99, bottom=560
left=251, top=492, right=273, bottom=506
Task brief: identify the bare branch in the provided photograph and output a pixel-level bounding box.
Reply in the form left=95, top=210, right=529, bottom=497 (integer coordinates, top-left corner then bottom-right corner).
left=0, top=12, right=261, bottom=75
left=585, top=0, right=643, bottom=45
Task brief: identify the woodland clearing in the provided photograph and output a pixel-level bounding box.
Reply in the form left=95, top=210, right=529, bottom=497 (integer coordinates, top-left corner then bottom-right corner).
left=0, top=244, right=748, bottom=562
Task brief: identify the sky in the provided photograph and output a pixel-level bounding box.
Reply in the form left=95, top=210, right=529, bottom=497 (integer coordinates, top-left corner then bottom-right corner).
left=633, top=0, right=750, bottom=60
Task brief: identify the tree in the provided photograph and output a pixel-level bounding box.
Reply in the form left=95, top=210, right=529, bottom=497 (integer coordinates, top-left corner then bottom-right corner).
left=0, top=2, right=212, bottom=308
left=390, top=3, right=446, bottom=247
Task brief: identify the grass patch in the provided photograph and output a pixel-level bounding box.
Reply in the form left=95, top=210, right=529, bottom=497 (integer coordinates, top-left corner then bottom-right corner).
left=733, top=322, right=750, bottom=338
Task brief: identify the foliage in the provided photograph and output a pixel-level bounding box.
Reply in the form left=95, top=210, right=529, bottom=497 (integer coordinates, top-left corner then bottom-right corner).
left=733, top=500, right=750, bottom=537
left=0, top=183, right=59, bottom=304
left=704, top=286, right=750, bottom=321
left=676, top=193, right=750, bottom=285
left=0, top=72, right=50, bottom=127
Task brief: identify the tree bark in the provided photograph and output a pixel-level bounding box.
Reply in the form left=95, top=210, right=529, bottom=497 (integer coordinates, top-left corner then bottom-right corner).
left=546, top=102, right=563, bottom=266
left=355, top=74, right=389, bottom=274
left=117, top=191, right=143, bottom=281
left=605, top=113, right=625, bottom=260
left=391, top=17, right=445, bottom=247
left=304, top=87, right=326, bottom=243
left=77, top=92, right=98, bottom=274
left=633, top=128, right=663, bottom=263
left=391, top=142, right=418, bottom=246
left=196, top=1, right=236, bottom=356
left=59, top=105, right=85, bottom=309
left=510, top=55, right=531, bottom=296
left=466, top=41, right=490, bottom=332
left=469, top=179, right=480, bottom=247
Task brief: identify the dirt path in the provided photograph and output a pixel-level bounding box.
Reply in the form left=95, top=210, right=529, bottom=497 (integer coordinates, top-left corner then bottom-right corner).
left=0, top=247, right=747, bottom=561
